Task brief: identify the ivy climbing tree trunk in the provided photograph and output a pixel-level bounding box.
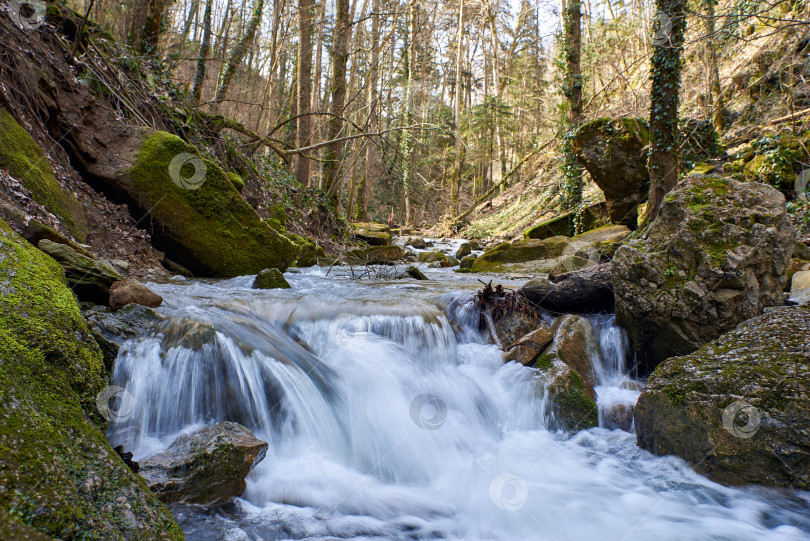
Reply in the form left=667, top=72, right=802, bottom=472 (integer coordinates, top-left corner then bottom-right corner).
left=322, top=0, right=351, bottom=208
left=295, top=0, right=315, bottom=186
left=215, top=0, right=265, bottom=103
left=192, top=0, right=214, bottom=103
left=561, top=0, right=584, bottom=232
left=648, top=0, right=687, bottom=220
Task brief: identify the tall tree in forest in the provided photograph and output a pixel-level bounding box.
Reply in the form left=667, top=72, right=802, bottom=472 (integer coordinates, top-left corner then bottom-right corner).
left=192, top=0, right=214, bottom=103
left=129, top=0, right=166, bottom=55
left=450, top=0, right=465, bottom=215
left=400, top=0, right=417, bottom=225
left=322, top=0, right=351, bottom=207
left=354, top=0, right=382, bottom=221
left=561, top=0, right=584, bottom=231
left=648, top=0, right=687, bottom=220
left=703, top=0, right=726, bottom=132
left=296, top=0, right=316, bottom=186
left=215, top=0, right=265, bottom=103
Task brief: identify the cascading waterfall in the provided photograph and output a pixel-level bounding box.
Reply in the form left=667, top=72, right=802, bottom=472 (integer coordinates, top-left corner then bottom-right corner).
left=108, top=270, right=810, bottom=541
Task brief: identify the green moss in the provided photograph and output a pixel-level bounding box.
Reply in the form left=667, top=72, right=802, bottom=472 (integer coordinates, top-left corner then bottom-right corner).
left=0, top=219, right=182, bottom=539
left=533, top=352, right=555, bottom=371
left=227, top=171, right=244, bottom=193
left=253, top=268, right=291, bottom=289
left=0, top=109, right=88, bottom=241
left=129, top=131, right=298, bottom=276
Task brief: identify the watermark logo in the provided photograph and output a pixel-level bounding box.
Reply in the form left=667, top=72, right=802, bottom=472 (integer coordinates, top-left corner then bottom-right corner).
left=96, top=385, right=136, bottom=423
left=722, top=400, right=761, bottom=439
left=168, top=152, right=207, bottom=190
left=489, top=473, right=528, bottom=511
left=796, top=169, right=809, bottom=201
left=409, top=393, right=447, bottom=430
left=652, top=11, right=673, bottom=47
left=7, top=0, right=46, bottom=30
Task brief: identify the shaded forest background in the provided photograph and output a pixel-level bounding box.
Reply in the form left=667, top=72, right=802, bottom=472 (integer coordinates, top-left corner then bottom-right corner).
left=69, top=0, right=810, bottom=233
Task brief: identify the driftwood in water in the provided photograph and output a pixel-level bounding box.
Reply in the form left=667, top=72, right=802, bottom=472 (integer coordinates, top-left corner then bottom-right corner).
left=519, top=263, right=614, bottom=314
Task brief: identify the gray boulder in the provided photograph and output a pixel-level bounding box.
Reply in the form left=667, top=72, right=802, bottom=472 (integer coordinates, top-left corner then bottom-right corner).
left=572, top=118, right=650, bottom=226
left=634, top=305, right=810, bottom=489
left=613, top=175, right=794, bottom=373
left=139, top=422, right=269, bottom=505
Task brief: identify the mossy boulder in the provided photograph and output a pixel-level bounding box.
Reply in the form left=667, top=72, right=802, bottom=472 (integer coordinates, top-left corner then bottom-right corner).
left=343, top=245, right=405, bottom=265
left=613, top=175, right=795, bottom=374
left=116, top=131, right=297, bottom=276
left=459, top=255, right=476, bottom=269
left=523, top=201, right=608, bottom=239
left=0, top=109, right=88, bottom=241
left=37, top=239, right=123, bottom=304
left=252, top=268, right=291, bottom=289
left=544, top=315, right=598, bottom=393
left=353, top=229, right=392, bottom=246
left=288, top=234, right=325, bottom=267
left=471, top=236, right=571, bottom=273
left=455, top=243, right=472, bottom=259
left=634, top=305, right=810, bottom=489
left=572, top=118, right=650, bottom=227
left=0, top=219, right=182, bottom=539
left=535, top=355, right=599, bottom=432
left=417, top=251, right=449, bottom=265
left=404, top=265, right=428, bottom=280
left=264, top=203, right=287, bottom=233
left=735, top=132, right=810, bottom=190
left=139, top=421, right=268, bottom=505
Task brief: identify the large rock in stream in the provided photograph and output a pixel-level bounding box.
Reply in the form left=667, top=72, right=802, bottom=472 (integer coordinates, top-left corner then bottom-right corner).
left=139, top=422, right=269, bottom=505
left=0, top=219, right=182, bottom=539
left=572, top=118, right=650, bottom=227
left=613, top=174, right=794, bottom=373
left=634, top=305, right=810, bottom=489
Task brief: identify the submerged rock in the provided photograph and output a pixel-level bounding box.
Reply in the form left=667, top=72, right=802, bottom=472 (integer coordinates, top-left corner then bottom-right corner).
left=38, top=238, right=123, bottom=304
left=404, top=265, right=428, bottom=280
left=139, top=422, right=269, bottom=505
left=253, top=268, right=291, bottom=289
left=634, top=305, right=810, bottom=489
left=109, top=278, right=163, bottom=311
left=613, top=175, right=794, bottom=373
left=0, top=218, right=182, bottom=539
left=572, top=118, right=650, bottom=226
left=406, top=237, right=427, bottom=249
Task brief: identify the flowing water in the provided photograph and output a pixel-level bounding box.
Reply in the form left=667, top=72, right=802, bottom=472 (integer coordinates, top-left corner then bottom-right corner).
left=107, top=266, right=810, bottom=541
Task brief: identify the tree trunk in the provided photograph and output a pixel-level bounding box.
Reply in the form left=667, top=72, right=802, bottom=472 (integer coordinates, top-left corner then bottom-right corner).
left=192, top=0, right=214, bottom=103
left=322, top=0, right=351, bottom=208
left=562, top=0, right=584, bottom=231
left=354, top=0, right=381, bottom=221
left=704, top=0, right=725, bottom=132
left=450, top=0, right=464, bottom=216
left=402, top=0, right=417, bottom=225
left=215, top=0, right=265, bottom=103
left=295, top=0, right=315, bottom=186
left=648, top=0, right=687, bottom=220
